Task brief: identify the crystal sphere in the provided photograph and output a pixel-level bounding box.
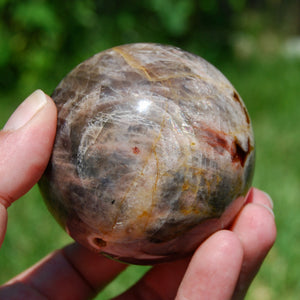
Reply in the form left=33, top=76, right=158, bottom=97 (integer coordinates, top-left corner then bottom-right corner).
left=39, top=43, right=255, bottom=264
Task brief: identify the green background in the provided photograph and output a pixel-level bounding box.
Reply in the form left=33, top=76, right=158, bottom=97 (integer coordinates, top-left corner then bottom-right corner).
left=0, top=1, right=299, bottom=299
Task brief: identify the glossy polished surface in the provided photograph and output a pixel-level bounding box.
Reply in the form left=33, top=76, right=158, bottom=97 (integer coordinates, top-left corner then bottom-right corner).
left=39, top=43, right=255, bottom=264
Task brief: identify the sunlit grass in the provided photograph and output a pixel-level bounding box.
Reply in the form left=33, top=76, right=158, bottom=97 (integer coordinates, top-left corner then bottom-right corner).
left=223, top=57, right=300, bottom=300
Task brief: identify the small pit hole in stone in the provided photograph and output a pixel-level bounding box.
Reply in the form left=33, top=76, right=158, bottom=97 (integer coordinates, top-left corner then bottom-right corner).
left=132, top=146, right=140, bottom=154
left=93, top=237, right=107, bottom=248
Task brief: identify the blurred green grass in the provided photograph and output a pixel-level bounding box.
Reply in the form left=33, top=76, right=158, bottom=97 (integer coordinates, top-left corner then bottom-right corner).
left=223, top=58, right=300, bottom=299
left=0, top=55, right=299, bottom=299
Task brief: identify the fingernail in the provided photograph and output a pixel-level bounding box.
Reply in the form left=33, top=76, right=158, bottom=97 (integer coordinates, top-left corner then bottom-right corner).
left=261, top=191, right=274, bottom=209
left=260, top=203, right=275, bottom=218
left=3, top=90, right=48, bottom=131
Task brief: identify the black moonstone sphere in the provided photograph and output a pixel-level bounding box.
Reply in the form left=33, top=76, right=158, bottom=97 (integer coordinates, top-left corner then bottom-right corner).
left=39, top=43, right=255, bottom=264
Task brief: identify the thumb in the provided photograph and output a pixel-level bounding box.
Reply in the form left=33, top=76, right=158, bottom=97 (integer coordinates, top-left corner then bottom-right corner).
left=0, top=90, right=57, bottom=247
left=0, top=90, right=57, bottom=208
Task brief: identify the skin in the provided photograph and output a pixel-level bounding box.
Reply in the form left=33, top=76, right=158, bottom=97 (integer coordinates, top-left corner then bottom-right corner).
left=0, top=90, right=276, bottom=300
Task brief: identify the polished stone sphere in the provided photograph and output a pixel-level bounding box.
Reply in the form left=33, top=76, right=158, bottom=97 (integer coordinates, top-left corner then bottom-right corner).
left=39, top=43, right=255, bottom=264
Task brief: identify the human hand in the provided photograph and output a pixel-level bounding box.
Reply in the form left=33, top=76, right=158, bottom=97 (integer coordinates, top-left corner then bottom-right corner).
left=0, top=90, right=276, bottom=299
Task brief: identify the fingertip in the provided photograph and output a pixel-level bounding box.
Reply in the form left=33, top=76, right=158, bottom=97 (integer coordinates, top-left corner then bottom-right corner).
left=230, top=202, right=277, bottom=299
left=0, top=91, right=57, bottom=205
left=233, top=203, right=276, bottom=250
left=194, top=230, right=243, bottom=264
left=246, top=187, right=274, bottom=210
left=43, top=92, right=57, bottom=117
left=3, top=90, right=52, bottom=132
left=251, top=203, right=276, bottom=248
left=177, top=230, right=244, bottom=300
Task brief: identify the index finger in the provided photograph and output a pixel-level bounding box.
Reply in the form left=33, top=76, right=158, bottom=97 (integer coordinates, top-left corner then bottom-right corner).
left=231, top=188, right=276, bottom=299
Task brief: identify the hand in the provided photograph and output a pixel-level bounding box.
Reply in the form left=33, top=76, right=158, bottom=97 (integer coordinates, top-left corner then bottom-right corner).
left=0, top=90, right=276, bottom=300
